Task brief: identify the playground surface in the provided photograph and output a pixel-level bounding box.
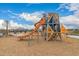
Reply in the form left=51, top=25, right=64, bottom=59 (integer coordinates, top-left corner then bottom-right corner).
left=0, top=36, right=79, bottom=56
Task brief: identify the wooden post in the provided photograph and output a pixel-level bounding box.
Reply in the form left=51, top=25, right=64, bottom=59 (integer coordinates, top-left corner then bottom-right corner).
left=46, top=16, right=48, bottom=41
left=5, top=20, right=9, bottom=37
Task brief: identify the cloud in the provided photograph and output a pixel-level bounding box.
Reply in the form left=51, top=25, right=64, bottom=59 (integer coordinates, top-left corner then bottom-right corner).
left=9, top=20, right=23, bottom=29
left=9, top=20, right=34, bottom=30
left=65, top=4, right=79, bottom=11
left=56, top=4, right=67, bottom=11
left=74, top=10, right=79, bottom=17
left=7, top=10, right=18, bottom=16
left=0, top=19, right=34, bottom=30
left=57, top=3, right=79, bottom=16
left=19, top=11, right=45, bottom=24
left=0, top=20, right=6, bottom=29
left=60, top=15, right=79, bottom=29
left=57, top=3, right=79, bottom=29
left=56, top=3, right=79, bottom=11
left=0, top=10, right=44, bottom=30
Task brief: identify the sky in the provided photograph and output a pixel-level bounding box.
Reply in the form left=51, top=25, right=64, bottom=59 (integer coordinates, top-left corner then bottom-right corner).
left=0, top=3, right=79, bottom=29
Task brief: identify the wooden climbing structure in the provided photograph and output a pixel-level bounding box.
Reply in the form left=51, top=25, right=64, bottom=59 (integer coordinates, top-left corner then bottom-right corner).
left=18, top=13, right=67, bottom=41
left=42, top=13, right=62, bottom=41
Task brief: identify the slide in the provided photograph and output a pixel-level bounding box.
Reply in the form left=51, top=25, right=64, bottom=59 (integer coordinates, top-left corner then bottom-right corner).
left=17, top=17, right=46, bottom=39
left=31, top=17, right=46, bottom=33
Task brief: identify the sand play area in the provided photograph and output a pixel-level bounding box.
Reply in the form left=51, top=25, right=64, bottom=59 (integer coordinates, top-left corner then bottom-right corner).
left=0, top=36, right=79, bottom=56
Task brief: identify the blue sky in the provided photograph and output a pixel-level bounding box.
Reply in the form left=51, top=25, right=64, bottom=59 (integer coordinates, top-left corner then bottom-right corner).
left=0, top=3, right=59, bottom=12
left=0, top=3, right=72, bottom=15
left=0, top=3, right=79, bottom=29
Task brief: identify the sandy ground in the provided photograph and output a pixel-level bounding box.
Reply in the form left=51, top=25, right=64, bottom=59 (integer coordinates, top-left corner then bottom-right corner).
left=0, top=36, right=79, bottom=56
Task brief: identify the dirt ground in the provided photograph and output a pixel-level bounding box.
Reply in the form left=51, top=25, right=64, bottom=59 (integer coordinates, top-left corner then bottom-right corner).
left=0, top=36, right=79, bottom=56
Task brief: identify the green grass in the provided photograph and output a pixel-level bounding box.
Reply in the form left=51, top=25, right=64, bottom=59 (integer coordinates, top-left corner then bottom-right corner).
left=70, top=31, right=79, bottom=35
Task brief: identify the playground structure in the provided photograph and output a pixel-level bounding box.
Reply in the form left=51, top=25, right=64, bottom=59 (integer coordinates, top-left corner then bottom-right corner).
left=18, top=13, right=67, bottom=41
